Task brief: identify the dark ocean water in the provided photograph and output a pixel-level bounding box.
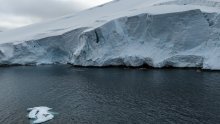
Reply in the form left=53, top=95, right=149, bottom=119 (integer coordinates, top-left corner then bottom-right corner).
left=0, top=65, right=220, bottom=124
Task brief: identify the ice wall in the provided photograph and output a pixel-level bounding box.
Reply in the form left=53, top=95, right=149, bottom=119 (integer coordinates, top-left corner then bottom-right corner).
left=1, top=0, right=220, bottom=70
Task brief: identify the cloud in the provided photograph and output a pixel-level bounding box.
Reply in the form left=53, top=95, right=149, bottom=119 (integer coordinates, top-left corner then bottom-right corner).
left=0, top=0, right=84, bottom=19
left=0, top=0, right=112, bottom=30
left=0, top=14, right=40, bottom=30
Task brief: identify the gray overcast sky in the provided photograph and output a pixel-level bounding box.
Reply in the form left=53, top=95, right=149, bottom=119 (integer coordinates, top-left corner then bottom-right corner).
left=0, top=0, right=112, bottom=31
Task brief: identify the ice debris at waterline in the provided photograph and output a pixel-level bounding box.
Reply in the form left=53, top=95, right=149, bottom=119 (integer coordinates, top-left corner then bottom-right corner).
left=27, top=106, right=55, bottom=124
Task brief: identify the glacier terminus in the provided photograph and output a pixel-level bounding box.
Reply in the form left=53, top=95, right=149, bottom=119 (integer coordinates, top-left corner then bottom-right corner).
left=0, top=0, right=220, bottom=70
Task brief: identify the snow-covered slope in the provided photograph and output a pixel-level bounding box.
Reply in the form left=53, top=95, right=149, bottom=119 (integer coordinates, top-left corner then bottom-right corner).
left=0, top=0, right=220, bottom=70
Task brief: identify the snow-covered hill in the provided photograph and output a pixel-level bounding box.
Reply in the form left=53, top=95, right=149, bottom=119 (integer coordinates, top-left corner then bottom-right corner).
left=0, top=0, right=220, bottom=70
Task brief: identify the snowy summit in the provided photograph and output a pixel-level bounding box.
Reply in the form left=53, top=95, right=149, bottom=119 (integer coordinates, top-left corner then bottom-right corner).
left=27, top=106, right=55, bottom=124
left=0, top=0, right=220, bottom=70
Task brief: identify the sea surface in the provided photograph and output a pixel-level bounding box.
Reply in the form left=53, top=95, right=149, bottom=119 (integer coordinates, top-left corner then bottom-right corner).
left=0, top=65, right=220, bottom=124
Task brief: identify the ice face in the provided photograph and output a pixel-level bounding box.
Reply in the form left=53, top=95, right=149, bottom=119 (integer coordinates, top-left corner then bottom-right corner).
left=27, top=106, right=55, bottom=124
left=1, top=0, right=220, bottom=70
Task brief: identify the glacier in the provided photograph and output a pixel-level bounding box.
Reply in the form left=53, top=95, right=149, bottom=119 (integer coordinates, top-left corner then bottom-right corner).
left=1, top=0, right=220, bottom=70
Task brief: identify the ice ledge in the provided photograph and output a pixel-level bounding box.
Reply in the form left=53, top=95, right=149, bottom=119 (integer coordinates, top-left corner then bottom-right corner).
left=0, top=9, right=220, bottom=70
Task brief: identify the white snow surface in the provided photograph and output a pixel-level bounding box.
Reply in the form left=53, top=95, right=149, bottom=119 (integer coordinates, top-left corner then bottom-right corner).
left=27, top=106, right=54, bottom=124
left=1, top=0, right=220, bottom=70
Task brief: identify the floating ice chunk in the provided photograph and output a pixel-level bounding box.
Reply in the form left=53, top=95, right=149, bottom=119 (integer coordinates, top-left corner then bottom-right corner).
left=27, top=106, right=55, bottom=124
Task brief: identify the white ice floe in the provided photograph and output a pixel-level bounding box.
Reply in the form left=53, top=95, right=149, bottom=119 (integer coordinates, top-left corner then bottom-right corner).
left=27, top=106, right=54, bottom=124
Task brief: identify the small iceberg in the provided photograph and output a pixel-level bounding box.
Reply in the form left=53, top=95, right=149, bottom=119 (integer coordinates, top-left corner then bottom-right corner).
left=27, top=106, right=55, bottom=124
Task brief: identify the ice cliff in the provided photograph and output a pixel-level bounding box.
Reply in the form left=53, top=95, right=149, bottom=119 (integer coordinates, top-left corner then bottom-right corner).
left=0, top=0, right=220, bottom=70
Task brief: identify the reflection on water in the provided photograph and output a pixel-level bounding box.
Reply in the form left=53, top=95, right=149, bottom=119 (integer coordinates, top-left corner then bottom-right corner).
left=0, top=65, right=220, bottom=123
